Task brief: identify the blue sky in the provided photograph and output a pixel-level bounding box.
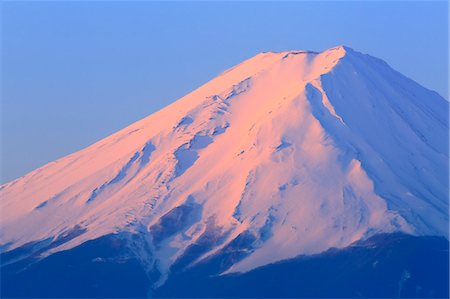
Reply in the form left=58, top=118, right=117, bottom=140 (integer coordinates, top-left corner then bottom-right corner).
left=1, top=1, right=448, bottom=184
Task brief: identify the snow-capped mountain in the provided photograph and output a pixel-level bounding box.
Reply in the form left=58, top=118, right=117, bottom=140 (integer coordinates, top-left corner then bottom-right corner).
left=1, top=46, right=448, bottom=287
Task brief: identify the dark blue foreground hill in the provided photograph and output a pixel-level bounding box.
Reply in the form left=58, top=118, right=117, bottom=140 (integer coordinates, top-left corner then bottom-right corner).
left=1, top=233, right=448, bottom=298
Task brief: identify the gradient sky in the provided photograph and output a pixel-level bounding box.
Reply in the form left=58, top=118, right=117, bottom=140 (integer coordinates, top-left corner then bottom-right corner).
left=1, top=1, right=448, bottom=184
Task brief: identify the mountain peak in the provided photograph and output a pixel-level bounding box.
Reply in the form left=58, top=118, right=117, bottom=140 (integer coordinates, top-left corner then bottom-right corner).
left=327, top=44, right=354, bottom=52
left=1, top=45, right=448, bottom=281
left=257, top=45, right=355, bottom=60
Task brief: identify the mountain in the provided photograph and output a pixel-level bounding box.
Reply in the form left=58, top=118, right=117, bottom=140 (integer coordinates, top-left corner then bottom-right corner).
left=1, top=46, right=448, bottom=298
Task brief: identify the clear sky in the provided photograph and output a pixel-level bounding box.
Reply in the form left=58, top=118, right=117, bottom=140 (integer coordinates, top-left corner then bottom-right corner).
left=1, top=1, right=448, bottom=184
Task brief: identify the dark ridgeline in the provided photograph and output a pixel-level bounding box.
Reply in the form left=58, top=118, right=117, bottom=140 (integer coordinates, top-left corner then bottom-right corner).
left=1, top=233, right=448, bottom=298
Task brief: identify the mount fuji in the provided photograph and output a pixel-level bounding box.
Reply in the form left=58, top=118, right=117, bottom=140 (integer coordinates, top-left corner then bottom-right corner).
left=1, top=46, right=448, bottom=298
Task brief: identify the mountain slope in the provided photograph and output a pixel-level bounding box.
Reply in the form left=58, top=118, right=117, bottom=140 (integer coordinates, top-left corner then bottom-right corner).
left=0, top=46, right=448, bottom=283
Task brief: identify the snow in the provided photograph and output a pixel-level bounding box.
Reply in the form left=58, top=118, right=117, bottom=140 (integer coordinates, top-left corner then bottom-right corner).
left=0, top=46, right=448, bottom=278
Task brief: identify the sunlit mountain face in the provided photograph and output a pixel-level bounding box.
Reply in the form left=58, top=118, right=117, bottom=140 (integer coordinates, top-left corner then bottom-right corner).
left=1, top=46, right=448, bottom=298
